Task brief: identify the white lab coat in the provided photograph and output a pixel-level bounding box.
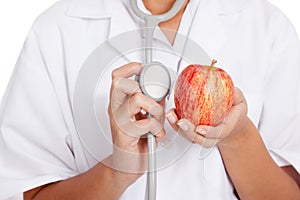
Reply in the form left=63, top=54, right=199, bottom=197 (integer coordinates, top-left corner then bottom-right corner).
left=0, top=0, right=300, bottom=199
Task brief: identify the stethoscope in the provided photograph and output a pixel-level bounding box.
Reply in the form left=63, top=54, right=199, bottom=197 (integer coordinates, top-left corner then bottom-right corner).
left=73, top=1, right=211, bottom=199
left=130, top=0, right=186, bottom=200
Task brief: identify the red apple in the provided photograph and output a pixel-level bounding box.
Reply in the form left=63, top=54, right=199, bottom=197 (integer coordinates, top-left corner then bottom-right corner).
left=174, top=60, right=234, bottom=126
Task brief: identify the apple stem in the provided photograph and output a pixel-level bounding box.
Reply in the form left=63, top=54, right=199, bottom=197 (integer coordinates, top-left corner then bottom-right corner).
left=211, top=60, right=217, bottom=68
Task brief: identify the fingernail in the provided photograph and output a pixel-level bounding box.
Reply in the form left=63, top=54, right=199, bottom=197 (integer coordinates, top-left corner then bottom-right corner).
left=177, top=121, right=188, bottom=131
left=140, top=109, right=147, bottom=115
left=166, top=112, right=176, bottom=124
left=196, top=128, right=207, bottom=135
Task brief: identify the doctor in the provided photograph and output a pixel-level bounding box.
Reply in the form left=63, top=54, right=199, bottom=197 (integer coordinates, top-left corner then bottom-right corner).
left=0, top=0, right=299, bottom=199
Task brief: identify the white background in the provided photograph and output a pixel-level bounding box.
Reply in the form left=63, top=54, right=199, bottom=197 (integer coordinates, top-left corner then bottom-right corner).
left=0, top=0, right=299, bottom=101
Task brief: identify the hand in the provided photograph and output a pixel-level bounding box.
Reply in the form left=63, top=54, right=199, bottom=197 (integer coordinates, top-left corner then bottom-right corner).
left=166, top=87, right=248, bottom=148
left=107, top=62, right=166, bottom=176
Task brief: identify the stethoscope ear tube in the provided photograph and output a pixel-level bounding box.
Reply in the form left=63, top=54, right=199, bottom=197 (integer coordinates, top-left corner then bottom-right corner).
left=130, top=0, right=186, bottom=24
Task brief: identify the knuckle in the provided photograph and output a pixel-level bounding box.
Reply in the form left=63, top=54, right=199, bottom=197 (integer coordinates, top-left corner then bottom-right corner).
left=150, top=104, right=163, bottom=118
left=156, top=105, right=165, bottom=116
left=131, top=61, right=141, bottom=66
left=130, top=62, right=142, bottom=71
left=111, top=68, right=121, bottom=80
left=107, top=103, right=117, bottom=117
left=132, top=81, right=141, bottom=92
left=150, top=118, right=162, bottom=132
left=107, top=105, right=111, bottom=115
left=128, top=80, right=141, bottom=95
left=156, top=130, right=166, bottom=141
left=144, top=118, right=153, bottom=129
left=151, top=118, right=162, bottom=127
left=149, top=118, right=157, bottom=126
left=110, top=84, right=117, bottom=95
left=111, top=77, right=121, bottom=89
left=132, top=93, right=143, bottom=104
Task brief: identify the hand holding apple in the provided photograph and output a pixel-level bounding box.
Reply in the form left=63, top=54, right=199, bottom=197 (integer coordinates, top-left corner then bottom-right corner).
left=174, top=60, right=234, bottom=126
left=166, top=60, right=248, bottom=147
left=166, top=87, right=248, bottom=148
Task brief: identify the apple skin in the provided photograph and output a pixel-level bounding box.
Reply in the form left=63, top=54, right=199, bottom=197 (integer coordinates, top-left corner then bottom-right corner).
left=174, top=61, right=234, bottom=126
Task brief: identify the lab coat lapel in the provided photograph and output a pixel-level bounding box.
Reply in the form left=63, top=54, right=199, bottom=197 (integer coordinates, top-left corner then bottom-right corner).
left=188, top=0, right=228, bottom=60
left=66, top=0, right=111, bottom=19
left=65, top=0, right=247, bottom=64
left=66, top=0, right=140, bottom=37
left=67, top=0, right=144, bottom=62
left=106, top=0, right=145, bottom=63
left=107, top=1, right=140, bottom=38
left=65, top=0, right=247, bottom=44
left=188, top=0, right=247, bottom=60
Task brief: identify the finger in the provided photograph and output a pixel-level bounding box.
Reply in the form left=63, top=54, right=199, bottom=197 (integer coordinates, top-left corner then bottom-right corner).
left=231, top=87, right=247, bottom=112
left=233, top=87, right=247, bottom=109
left=134, top=118, right=166, bottom=144
left=111, top=62, right=143, bottom=80
left=142, top=118, right=166, bottom=144
left=111, top=78, right=141, bottom=96
left=192, top=134, right=221, bottom=148
left=194, top=88, right=248, bottom=139
left=176, top=119, right=196, bottom=142
left=195, top=124, right=226, bottom=139
left=158, top=99, right=166, bottom=107
left=165, top=109, right=179, bottom=132
left=111, top=62, right=143, bottom=79
left=110, top=62, right=143, bottom=102
left=128, top=93, right=165, bottom=123
left=109, top=78, right=142, bottom=111
left=232, top=88, right=248, bottom=119
left=221, top=87, right=248, bottom=133
left=195, top=109, right=241, bottom=140
left=176, top=119, right=219, bottom=147
left=120, top=118, right=164, bottom=138
left=111, top=93, right=163, bottom=132
left=155, top=128, right=166, bottom=144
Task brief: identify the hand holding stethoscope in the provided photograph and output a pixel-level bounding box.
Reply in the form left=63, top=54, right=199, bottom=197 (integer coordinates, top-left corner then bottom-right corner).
left=108, top=1, right=189, bottom=200
left=107, top=62, right=166, bottom=184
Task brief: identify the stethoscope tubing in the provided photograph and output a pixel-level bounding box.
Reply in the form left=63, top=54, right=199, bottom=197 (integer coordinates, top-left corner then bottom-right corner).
left=130, top=1, right=186, bottom=200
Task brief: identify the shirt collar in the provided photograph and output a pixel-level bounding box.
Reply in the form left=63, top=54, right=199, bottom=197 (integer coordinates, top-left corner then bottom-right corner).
left=65, top=0, right=114, bottom=18
left=65, top=0, right=248, bottom=19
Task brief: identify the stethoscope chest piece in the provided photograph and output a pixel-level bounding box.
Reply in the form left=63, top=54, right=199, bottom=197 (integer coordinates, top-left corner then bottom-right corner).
left=139, top=62, right=171, bottom=101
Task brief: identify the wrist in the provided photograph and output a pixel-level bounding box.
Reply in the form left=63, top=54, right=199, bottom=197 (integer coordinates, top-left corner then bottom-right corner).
left=111, top=167, right=143, bottom=186
left=103, top=155, right=143, bottom=187
left=218, top=117, right=254, bottom=150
